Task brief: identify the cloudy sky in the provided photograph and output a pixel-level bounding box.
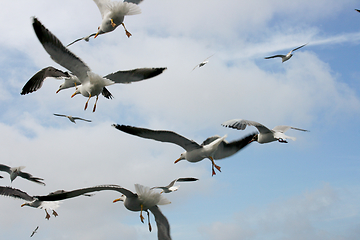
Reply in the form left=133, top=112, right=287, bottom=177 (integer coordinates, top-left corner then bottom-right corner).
left=0, top=0, right=360, bottom=239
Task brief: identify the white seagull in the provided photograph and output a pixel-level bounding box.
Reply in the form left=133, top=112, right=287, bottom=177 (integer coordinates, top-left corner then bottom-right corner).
left=0, top=164, right=45, bottom=185
left=222, top=119, right=308, bottom=144
left=53, top=114, right=92, bottom=124
left=67, top=0, right=143, bottom=46
left=0, top=184, right=171, bottom=239
left=192, top=54, right=214, bottom=71
left=32, top=17, right=166, bottom=112
left=150, top=177, right=198, bottom=193
left=264, top=44, right=307, bottom=63
left=112, top=124, right=227, bottom=176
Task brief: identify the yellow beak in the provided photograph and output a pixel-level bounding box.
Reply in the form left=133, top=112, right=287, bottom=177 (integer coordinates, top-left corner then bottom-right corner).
left=113, top=198, right=121, bottom=203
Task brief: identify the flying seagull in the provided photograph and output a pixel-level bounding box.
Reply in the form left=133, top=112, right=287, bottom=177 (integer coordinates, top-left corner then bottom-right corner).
left=53, top=114, right=92, bottom=124
left=0, top=164, right=45, bottom=185
left=150, top=177, right=199, bottom=193
left=264, top=44, right=307, bottom=63
left=221, top=119, right=308, bottom=144
left=112, top=124, right=227, bottom=176
left=67, top=0, right=143, bottom=46
left=0, top=184, right=171, bottom=239
left=32, top=17, right=166, bottom=112
left=192, top=54, right=214, bottom=71
left=30, top=226, right=39, bottom=237
left=200, top=133, right=256, bottom=159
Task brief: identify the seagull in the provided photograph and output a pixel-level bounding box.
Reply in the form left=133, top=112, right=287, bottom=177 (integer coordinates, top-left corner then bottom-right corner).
left=32, top=17, right=166, bottom=112
left=67, top=0, right=143, bottom=46
left=200, top=133, right=256, bottom=159
left=221, top=119, right=308, bottom=144
left=53, top=114, right=92, bottom=124
left=0, top=164, right=45, bottom=185
left=0, top=184, right=171, bottom=239
left=192, top=54, right=214, bottom=71
left=30, top=226, right=39, bottom=237
left=150, top=177, right=198, bottom=193
left=264, top=44, right=307, bottom=63
left=112, top=124, right=227, bottom=176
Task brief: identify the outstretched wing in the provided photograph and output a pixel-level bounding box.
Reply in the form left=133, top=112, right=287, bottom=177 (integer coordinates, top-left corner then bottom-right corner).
left=292, top=43, right=307, bottom=52
left=264, top=55, right=285, bottom=59
left=272, top=125, right=309, bottom=133
left=222, top=119, right=272, bottom=134
left=72, top=117, right=92, bottom=122
left=102, top=87, right=114, bottom=99
left=0, top=186, right=34, bottom=201
left=21, top=67, right=70, bottom=95
left=149, top=205, right=172, bottom=240
left=36, top=185, right=136, bottom=201
left=213, top=133, right=255, bottom=159
left=103, top=68, right=166, bottom=84
left=18, top=171, right=45, bottom=186
left=66, top=33, right=96, bottom=47
left=32, top=17, right=90, bottom=82
left=112, top=124, right=201, bottom=151
left=0, top=164, right=11, bottom=174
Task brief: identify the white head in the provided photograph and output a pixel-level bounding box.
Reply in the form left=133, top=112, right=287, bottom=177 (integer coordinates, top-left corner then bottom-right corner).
left=113, top=194, right=126, bottom=203
left=174, top=152, right=186, bottom=163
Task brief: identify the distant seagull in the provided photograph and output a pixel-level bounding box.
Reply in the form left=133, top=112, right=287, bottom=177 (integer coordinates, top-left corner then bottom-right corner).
left=53, top=114, right=92, bottom=124
left=67, top=0, right=143, bottom=46
left=355, top=9, right=360, bottom=13
left=30, top=226, right=39, bottom=238
left=222, top=119, right=308, bottom=144
left=112, top=124, right=227, bottom=176
left=264, top=44, right=307, bottom=63
left=150, top=177, right=198, bottom=193
left=21, top=67, right=70, bottom=95
left=192, top=54, right=214, bottom=71
left=32, top=17, right=166, bottom=112
left=0, top=164, right=45, bottom=185
left=200, top=133, right=256, bottom=159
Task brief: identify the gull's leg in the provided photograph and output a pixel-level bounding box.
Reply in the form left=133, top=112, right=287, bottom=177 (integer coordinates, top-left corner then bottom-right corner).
left=52, top=210, right=58, bottom=217
left=110, top=19, right=116, bottom=28
left=44, top=209, right=50, bottom=220
left=121, top=23, right=132, bottom=38
left=147, top=210, right=152, bottom=232
left=84, top=94, right=91, bottom=110
left=140, top=204, right=145, bottom=223
left=93, top=95, right=99, bottom=112
left=209, top=156, right=221, bottom=176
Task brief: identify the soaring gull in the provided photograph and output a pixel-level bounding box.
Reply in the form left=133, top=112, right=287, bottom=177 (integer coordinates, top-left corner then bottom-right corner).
left=0, top=164, right=45, bottom=185
left=0, top=184, right=171, bottom=239
left=264, top=44, right=307, bottom=63
left=150, top=177, right=199, bottom=193
left=222, top=119, right=308, bottom=144
left=30, top=226, right=39, bottom=238
left=192, top=54, right=214, bottom=71
left=32, top=17, right=166, bottom=112
left=53, top=113, right=92, bottom=123
left=112, top=124, right=227, bottom=176
left=67, top=0, right=143, bottom=46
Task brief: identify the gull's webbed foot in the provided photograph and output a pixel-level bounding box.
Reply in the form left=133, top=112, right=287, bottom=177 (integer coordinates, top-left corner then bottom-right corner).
left=45, top=209, right=50, bottom=220
left=52, top=210, right=58, bottom=217
left=110, top=19, right=116, bottom=28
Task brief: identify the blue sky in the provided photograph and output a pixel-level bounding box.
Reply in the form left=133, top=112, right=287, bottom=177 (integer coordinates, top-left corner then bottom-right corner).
left=0, top=0, right=360, bottom=239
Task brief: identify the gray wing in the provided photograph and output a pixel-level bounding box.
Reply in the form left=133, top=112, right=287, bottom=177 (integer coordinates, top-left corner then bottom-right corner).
left=18, top=171, right=45, bottom=186
left=0, top=164, right=11, bottom=174
left=292, top=43, right=307, bottom=52
left=212, top=133, right=255, bottom=160
left=103, top=67, right=166, bottom=84
left=153, top=177, right=198, bottom=190
left=264, top=55, right=286, bottom=59
left=112, top=124, right=201, bottom=151
left=272, top=125, right=309, bottom=133
left=54, top=113, right=67, bottom=118
left=21, top=67, right=70, bottom=95
left=66, top=33, right=96, bottom=47
left=222, top=119, right=272, bottom=134
left=72, top=117, right=92, bottom=122
left=149, top=205, right=171, bottom=240
left=36, top=185, right=136, bottom=201
left=32, top=17, right=90, bottom=82
left=124, top=0, right=144, bottom=4
left=0, top=186, right=34, bottom=201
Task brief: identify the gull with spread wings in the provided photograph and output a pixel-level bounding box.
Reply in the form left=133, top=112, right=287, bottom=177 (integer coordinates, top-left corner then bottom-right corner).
left=264, top=44, right=307, bottom=63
